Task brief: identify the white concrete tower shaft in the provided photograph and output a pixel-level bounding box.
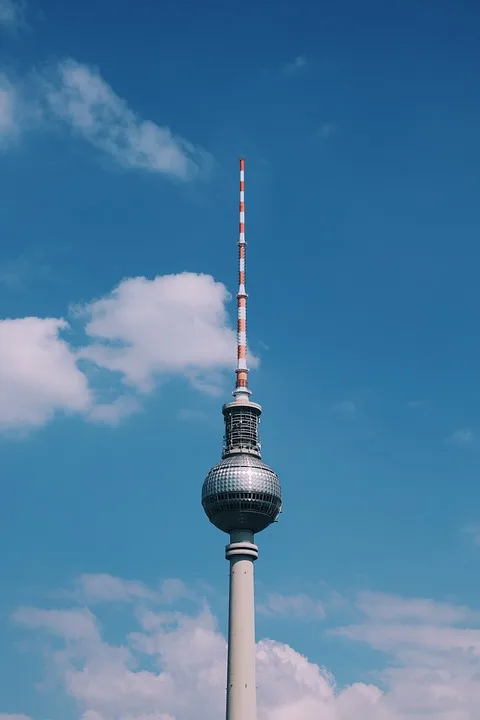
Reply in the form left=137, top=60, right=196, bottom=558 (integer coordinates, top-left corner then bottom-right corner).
left=225, top=530, right=259, bottom=720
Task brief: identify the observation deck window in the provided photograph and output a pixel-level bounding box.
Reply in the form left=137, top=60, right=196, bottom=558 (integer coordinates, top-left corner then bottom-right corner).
left=223, top=407, right=260, bottom=455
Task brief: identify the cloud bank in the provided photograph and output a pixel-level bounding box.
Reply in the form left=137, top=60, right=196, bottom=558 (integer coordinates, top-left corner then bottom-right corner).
left=77, top=274, right=236, bottom=393
left=0, top=273, right=242, bottom=433
left=6, top=573, right=480, bottom=719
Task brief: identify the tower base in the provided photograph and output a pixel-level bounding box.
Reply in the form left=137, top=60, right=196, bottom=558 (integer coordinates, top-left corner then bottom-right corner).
left=225, top=530, right=258, bottom=720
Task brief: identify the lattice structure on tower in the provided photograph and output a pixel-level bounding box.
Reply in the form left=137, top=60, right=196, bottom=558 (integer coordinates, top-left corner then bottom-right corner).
left=222, top=402, right=261, bottom=457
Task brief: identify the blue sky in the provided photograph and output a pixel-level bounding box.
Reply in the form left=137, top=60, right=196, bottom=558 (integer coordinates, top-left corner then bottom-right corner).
left=2, top=0, right=480, bottom=718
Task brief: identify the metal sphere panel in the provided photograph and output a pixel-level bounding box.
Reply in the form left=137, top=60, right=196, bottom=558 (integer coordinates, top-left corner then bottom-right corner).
left=202, top=454, right=282, bottom=533
left=202, top=454, right=281, bottom=498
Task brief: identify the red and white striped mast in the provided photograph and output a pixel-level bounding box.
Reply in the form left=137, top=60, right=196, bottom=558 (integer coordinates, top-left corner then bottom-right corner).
left=234, top=158, right=251, bottom=403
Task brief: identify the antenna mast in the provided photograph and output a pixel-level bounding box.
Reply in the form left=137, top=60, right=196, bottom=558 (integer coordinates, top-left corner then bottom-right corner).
left=234, top=158, right=251, bottom=402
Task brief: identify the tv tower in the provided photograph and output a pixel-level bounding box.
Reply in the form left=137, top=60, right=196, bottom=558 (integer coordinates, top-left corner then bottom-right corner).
left=202, top=159, right=282, bottom=720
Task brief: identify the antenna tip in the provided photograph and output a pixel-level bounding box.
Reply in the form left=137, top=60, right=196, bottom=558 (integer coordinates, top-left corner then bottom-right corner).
left=239, top=158, right=245, bottom=169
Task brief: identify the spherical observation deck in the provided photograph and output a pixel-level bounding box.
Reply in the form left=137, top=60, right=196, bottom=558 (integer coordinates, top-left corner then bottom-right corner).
left=202, top=453, right=282, bottom=534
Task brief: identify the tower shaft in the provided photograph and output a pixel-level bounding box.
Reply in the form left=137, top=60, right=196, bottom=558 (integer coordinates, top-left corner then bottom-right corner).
left=226, top=530, right=258, bottom=720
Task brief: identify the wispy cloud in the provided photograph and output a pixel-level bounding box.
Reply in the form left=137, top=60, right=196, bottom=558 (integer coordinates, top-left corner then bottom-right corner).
left=72, top=574, right=191, bottom=606
left=449, top=428, right=474, bottom=446
left=88, top=395, right=140, bottom=425
left=318, top=122, right=335, bottom=139
left=355, top=590, right=478, bottom=625
left=11, top=575, right=480, bottom=720
left=333, top=399, right=356, bottom=414
left=0, top=0, right=25, bottom=30
left=0, top=74, right=17, bottom=144
left=332, top=590, right=480, bottom=717
left=282, top=55, right=307, bottom=76
left=0, top=58, right=213, bottom=178
left=14, top=606, right=100, bottom=641
left=42, top=59, right=211, bottom=180
left=258, top=592, right=325, bottom=620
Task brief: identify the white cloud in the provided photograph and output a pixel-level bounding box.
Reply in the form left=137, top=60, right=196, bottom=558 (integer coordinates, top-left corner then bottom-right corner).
left=77, top=273, right=241, bottom=394
left=0, top=317, right=92, bottom=431
left=75, top=574, right=157, bottom=604
left=9, top=575, right=480, bottom=720
left=258, top=593, right=325, bottom=620
left=73, top=574, right=190, bottom=606
left=14, top=606, right=99, bottom=641
left=282, top=55, right=307, bottom=75
left=43, top=59, right=210, bottom=180
left=333, top=400, right=356, bottom=414
left=0, top=73, right=43, bottom=148
left=10, top=583, right=377, bottom=720
left=88, top=395, right=141, bottom=426
left=0, top=74, right=17, bottom=143
left=333, top=590, right=480, bottom=718
left=355, top=591, right=478, bottom=625
left=0, top=0, right=24, bottom=29
left=0, top=715, right=32, bottom=720
left=449, top=428, right=474, bottom=446
left=0, top=272, right=243, bottom=434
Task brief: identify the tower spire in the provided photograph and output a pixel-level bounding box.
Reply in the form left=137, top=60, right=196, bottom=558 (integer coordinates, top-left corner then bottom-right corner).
left=234, top=158, right=251, bottom=402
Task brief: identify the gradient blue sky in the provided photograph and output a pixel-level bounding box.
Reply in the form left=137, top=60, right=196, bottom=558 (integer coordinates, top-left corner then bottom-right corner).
left=2, top=0, right=480, bottom=718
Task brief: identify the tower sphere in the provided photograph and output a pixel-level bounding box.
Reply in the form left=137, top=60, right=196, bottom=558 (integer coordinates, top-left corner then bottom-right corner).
left=202, top=453, right=282, bottom=534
